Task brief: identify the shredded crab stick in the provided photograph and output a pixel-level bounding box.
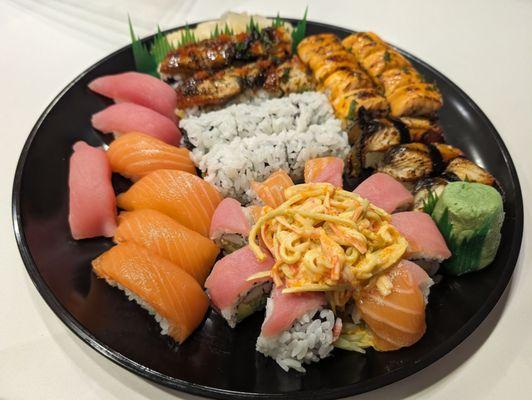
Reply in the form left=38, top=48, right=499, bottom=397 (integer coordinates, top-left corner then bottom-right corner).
left=68, top=141, right=117, bottom=239
left=391, top=211, right=451, bottom=262
left=114, top=209, right=219, bottom=285
left=353, top=172, right=414, bottom=213
left=116, top=169, right=222, bottom=237
left=92, top=242, right=208, bottom=343
left=91, top=103, right=182, bottom=146
left=304, top=157, right=344, bottom=187
left=251, top=170, right=294, bottom=208
left=88, top=71, right=178, bottom=122
left=356, top=260, right=432, bottom=351
left=107, top=132, right=196, bottom=181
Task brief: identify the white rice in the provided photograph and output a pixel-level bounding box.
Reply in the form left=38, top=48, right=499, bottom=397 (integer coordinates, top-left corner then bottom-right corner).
left=181, top=92, right=349, bottom=203
left=256, top=304, right=336, bottom=373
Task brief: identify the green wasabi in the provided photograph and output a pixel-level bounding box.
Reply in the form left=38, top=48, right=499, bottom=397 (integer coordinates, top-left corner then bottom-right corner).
left=431, top=182, right=504, bottom=276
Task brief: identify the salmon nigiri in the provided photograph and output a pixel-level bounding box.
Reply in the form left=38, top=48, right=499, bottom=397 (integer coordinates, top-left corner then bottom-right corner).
left=357, top=260, right=433, bottom=351
left=251, top=170, right=294, bottom=208
left=88, top=72, right=178, bottom=122
left=91, top=103, right=181, bottom=146
left=68, top=141, right=117, bottom=239
left=304, top=157, right=344, bottom=187
left=116, top=170, right=222, bottom=237
left=114, top=209, right=219, bottom=284
left=107, top=132, right=196, bottom=181
left=92, top=242, right=208, bottom=343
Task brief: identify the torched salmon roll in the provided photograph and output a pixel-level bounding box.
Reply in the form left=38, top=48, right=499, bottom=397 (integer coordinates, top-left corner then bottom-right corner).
left=321, top=69, right=373, bottom=99
left=331, top=88, right=390, bottom=119
left=388, top=82, right=443, bottom=117
left=297, top=34, right=343, bottom=64
left=342, top=32, right=386, bottom=60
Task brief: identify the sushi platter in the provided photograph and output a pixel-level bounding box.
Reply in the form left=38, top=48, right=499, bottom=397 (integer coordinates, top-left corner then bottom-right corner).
left=12, top=12, right=523, bottom=400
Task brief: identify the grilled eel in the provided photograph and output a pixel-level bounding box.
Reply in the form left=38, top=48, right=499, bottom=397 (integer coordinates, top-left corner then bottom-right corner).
left=342, top=33, right=443, bottom=118
left=297, top=34, right=389, bottom=119
left=160, top=27, right=292, bottom=78
left=175, top=57, right=315, bottom=108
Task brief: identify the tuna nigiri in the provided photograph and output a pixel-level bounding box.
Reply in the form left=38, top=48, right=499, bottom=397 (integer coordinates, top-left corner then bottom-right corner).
left=88, top=71, right=178, bottom=122
left=204, top=245, right=274, bottom=327
left=68, top=141, right=117, bottom=239
left=391, top=211, right=451, bottom=264
left=92, top=242, right=208, bottom=343
left=107, top=132, right=196, bottom=181
left=116, top=169, right=222, bottom=237
left=251, top=170, right=294, bottom=208
left=304, top=157, right=344, bottom=187
left=354, top=172, right=413, bottom=213
left=256, top=286, right=337, bottom=372
left=114, top=209, right=219, bottom=284
left=357, top=260, right=433, bottom=351
left=91, top=103, right=181, bottom=146
left=209, top=198, right=252, bottom=253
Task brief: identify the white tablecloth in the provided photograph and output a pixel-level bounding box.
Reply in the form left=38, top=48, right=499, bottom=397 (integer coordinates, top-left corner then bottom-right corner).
left=1, top=0, right=531, bottom=399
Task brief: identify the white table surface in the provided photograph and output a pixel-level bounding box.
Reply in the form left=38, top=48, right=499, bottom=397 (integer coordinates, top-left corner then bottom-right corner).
left=1, top=0, right=531, bottom=399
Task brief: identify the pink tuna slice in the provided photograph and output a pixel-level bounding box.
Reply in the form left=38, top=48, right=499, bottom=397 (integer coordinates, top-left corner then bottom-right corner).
left=88, top=72, right=178, bottom=122
left=209, top=198, right=251, bottom=239
left=309, top=157, right=344, bottom=187
left=353, top=172, right=413, bottom=213
left=398, top=259, right=432, bottom=287
left=204, top=245, right=274, bottom=311
left=392, top=211, right=452, bottom=261
left=91, top=103, right=181, bottom=146
left=261, top=286, right=327, bottom=337
left=68, top=141, right=117, bottom=239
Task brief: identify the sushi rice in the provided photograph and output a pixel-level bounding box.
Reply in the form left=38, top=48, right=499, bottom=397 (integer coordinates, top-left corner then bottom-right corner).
left=256, top=302, right=336, bottom=373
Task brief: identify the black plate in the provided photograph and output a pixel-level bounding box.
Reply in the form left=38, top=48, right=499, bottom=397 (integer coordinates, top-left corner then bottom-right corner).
left=12, top=20, right=523, bottom=399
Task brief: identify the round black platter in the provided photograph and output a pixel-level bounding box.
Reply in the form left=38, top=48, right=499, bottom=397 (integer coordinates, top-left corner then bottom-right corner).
left=12, top=19, right=523, bottom=399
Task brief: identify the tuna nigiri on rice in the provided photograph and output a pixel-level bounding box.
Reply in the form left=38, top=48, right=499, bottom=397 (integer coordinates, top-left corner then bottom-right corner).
left=68, top=141, right=117, bottom=239
left=91, top=103, right=182, bottom=145
left=88, top=71, right=178, bottom=122
left=354, top=172, right=414, bottom=213
left=205, top=245, right=274, bottom=327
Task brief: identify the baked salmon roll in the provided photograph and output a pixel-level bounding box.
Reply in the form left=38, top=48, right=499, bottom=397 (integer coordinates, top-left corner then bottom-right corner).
left=342, top=32, right=386, bottom=60
left=388, top=82, right=443, bottom=117
left=360, top=48, right=410, bottom=83
left=331, top=88, right=390, bottom=119
left=297, top=33, right=343, bottom=64
left=321, top=68, right=373, bottom=99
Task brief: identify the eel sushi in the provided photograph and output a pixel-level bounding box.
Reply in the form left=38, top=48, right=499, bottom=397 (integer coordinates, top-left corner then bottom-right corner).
left=91, top=103, right=182, bottom=146
left=391, top=211, right=451, bottom=274
left=116, top=169, right=222, bottom=237
left=412, top=177, right=452, bottom=212
left=251, top=170, right=294, bottom=208
left=107, top=132, right=196, bottom=181
left=204, top=245, right=275, bottom=327
left=114, top=209, right=219, bottom=284
left=92, top=242, right=208, bottom=343
left=68, top=141, right=117, bottom=239
left=209, top=198, right=253, bottom=253
left=256, top=286, right=340, bottom=372
left=88, top=71, right=178, bottom=122
left=444, top=157, right=495, bottom=186
left=304, top=157, right=344, bottom=187
left=356, top=259, right=433, bottom=351
left=353, top=172, right=413, bottom=213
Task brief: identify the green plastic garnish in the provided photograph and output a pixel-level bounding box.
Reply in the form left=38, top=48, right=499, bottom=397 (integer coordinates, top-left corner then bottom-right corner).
left=272, top=12, right=284, bottom=28
left=291, top=6, right=308, bottom=53
left=150, top=26, right=174, bottom=66
left=177, top=23, right=197, bottom=47
left=422, top=189, right=439, bottom=215
left=128, top=15, right=157, bottom=77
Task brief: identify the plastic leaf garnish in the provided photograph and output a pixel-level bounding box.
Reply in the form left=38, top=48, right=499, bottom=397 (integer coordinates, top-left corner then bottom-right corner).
left=223, top=23, right=234, bottom=36
left=210, top=24, right=220, bottom=39
left=272, top=13, right=284, bottom=28
left=128, top=15, right=157, bottom=77
left=150, top=26, right=175, bottom=66
left=246, top=16, right=259, bottom=33
left=178, top=24, right=197, bottom=47
left=422, top=189, right=439, bottom=215
left=291, top=6, right=308, bottom=53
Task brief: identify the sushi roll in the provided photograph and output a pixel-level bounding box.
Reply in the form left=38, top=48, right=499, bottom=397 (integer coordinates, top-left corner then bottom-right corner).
left=209, top=198, right=254, bottom=253
left=256, top=286, right=339, bottom=372
left=204, top=246, right=274, bottom=327
left=353, top=172, right=414, bottom=213
left=92, top=242, right=208, bottom=343
left=412, top=176, right=452, bottom=212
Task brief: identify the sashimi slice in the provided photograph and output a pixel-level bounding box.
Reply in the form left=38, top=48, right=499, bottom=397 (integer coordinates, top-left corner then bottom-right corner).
left=205, top=246, right=274, bottom=311
left=261, top=286, right=326, bottom=337
left=68, top=141, right=117, bottom=239
left=116, top=169, right=222, bottom=237
left=114, top=209, right=219, bottom=284
left=107, top=132, right=196, bottom=181
left=88, top=71, right=178, bottom=121
left=92, top=242, right=208, bottom=343
left=91, top=103, right=181, bottom=145
left=357, top=260, right=430, bottom=351
left=354, top=172, right=413, bottom=213
left=209, top=198, right=251, bottom=239
left=304, top=157, right=344, bottom=187
left=392, top=211, right=451, bottom=261
left=251, top=170, right=294, bottom=208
